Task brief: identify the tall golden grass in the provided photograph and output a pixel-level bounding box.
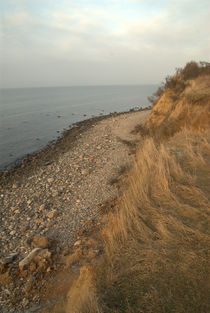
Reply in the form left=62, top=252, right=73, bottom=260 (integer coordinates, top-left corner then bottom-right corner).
left=66, top=72, right=210, bottom=313
left=66, top=129, right=210, bottom=313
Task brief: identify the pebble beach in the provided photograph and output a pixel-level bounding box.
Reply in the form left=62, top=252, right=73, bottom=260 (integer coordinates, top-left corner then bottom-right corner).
left=0, top=110, right=149, bottom=312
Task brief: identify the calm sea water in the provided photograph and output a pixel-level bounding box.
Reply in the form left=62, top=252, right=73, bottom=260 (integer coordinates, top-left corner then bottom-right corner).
left=0, top=85, right=156, bottom=170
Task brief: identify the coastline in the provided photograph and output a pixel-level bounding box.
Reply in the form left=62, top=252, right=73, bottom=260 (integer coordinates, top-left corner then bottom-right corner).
left=0, top=109, right=150, bottom=312
left=0, top=107, right=150, bottom=186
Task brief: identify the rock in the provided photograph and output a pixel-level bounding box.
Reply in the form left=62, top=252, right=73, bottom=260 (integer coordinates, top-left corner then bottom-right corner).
left=2, top=252, right=19, bottom=266
left=0, top=271, right=13, bottom=285
left=18, top=248, right=51, bottom=272
left=24, top=276, right=35, bottom=294
left=35, top=218, right=43, bottom=224
left=20, top=225, right=29, bottom=233
left=52, top=191, right=59, bottom=197
left=39, top=204, right=46, bottom=211
left=35, top=249, right=52, bottom=271
left=47, top=178, right=54, bottom=183
left=74, top=240, right=81, bottom=247
left=22, top=298, right=29, bottom=307
left=19, top=248, right=42, bottom=271
left=0, top=263, right=5, bottom=273
left=32, top=236, right=50, bottom=249
left=77, top=229, right=87, bottom=237
left=81, top=170, right=88, bottom=175
left=29, top=262, right=37, bottom=273
left=47, top=210, right=58, bottom=219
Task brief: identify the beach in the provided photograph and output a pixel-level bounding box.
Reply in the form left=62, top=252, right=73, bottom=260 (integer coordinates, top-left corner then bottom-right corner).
left=0, top=109, right=149, bottom=312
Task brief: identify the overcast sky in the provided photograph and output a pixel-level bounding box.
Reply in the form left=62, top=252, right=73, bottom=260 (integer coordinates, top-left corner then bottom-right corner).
left=1, top=0, right=210, bottom=88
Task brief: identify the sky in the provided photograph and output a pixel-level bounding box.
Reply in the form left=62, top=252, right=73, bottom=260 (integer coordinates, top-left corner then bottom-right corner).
left=0, top=0, right=210, bottom=88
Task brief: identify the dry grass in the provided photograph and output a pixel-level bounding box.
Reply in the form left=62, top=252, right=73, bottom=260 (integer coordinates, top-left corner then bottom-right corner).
left=66, top=128, right=210, bottom=313
left=65, top=72, right=210, bottom=313
left=66, top=266, right=102, bottom=313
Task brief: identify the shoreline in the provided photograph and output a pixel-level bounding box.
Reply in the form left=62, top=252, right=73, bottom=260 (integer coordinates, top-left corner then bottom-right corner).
left=0, top=107, right=150, bottom=185
left=0, top=109, right=150, bottom=312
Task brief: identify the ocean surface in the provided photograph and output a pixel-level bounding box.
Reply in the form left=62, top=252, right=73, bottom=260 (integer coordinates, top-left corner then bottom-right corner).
left=0, top=85, right=157, bottom=171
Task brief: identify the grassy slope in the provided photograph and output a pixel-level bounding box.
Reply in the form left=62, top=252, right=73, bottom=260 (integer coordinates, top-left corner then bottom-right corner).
left=66, top=68, right=210, bottom=313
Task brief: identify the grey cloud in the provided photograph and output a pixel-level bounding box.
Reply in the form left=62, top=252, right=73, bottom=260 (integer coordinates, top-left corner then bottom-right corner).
left=1, top=0, right=210, bottom=88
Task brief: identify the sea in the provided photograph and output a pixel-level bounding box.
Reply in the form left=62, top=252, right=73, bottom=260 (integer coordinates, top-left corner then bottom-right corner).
left=0, top=85, right=157, bottom=171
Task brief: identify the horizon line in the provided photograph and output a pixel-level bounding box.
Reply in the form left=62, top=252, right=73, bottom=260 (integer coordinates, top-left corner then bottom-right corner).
left=0, top=83, right=159, bottom=90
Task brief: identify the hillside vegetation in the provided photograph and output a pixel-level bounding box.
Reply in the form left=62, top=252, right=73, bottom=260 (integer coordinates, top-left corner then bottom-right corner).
left=66, top=62, right=210, bottom=313
left=137, top=61, right=210, bottom=139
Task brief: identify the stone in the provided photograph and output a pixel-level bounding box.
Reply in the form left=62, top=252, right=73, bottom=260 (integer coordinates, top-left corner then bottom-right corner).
left=0, top=263, right=5, bottom=273
left=77, top=229, right=87, bottom=237
left=74, top=240, right=81, bottom=247
left=24, top=276, right=34, bottom=294
left=19, top=248, right=51, bottom=272
left=39, top=204, right=46, bottom=211
left=22, top=298, right=29, bottom=307
left=47, top=178, right=54, bottom=183
left=19, top=248, right=42, bottom=271
left=29, top=262, right=37, bottom=272
left=52, top=191, right=59, bottom=197
left=47, top=210, right=58, bottom=219
left=2, top=253, right=19, bottom=266
left=35, top=249, right=52, bottom=271
left=0, top=271, right=13, bottom=285
left=32, top=236, right=50, bottom=249
left=20, top=225, right=29, bottom=233
left=35, top=218, right=43, bottom=224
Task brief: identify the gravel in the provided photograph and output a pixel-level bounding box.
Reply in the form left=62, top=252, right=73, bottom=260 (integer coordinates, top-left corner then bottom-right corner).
left=0, top=110, right=149, bottom=312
